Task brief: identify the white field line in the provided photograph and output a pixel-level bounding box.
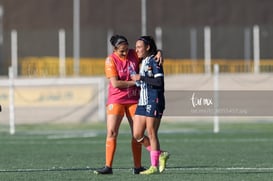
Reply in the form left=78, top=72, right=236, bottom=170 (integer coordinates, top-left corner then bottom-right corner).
left=0, top=167, right=273, bottom=173
left=2, top=137, right=273, bottom=145
left=5, top=129, right=273, bottom=143
left=168, top=167, right=273, bottom=172
left=47, top=132, right=98, bottom=139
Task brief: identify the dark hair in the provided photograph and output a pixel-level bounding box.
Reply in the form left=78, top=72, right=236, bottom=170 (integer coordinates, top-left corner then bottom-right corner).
left=138, top=36, right=157, bottom=56
left=110, top=34, right=128, bottom=48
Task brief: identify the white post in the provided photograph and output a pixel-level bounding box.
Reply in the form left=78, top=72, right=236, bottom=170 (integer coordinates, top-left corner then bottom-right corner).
left=107, top=29, right=114, bottom=55
left=73, top=0, right=80, bottom=76
left=141, top=0, right=147, bottom=35
left=11, top=30, right=18, bottom=77
left=190, top=28, right=197, bottom=60
left=98, top=79, right=106, bottom=121
left=244, top=28, right=251, bottom=72
left=9, top=67, right=15, bottom=135
left=0, top=6, right=3, bottom=45
left=253, top=25, right=260, bottom=74
left=59, top=29, right=66, bottom=77
left=213, top=64, right=219, bottom=133
left=0, top=6, right=3, bottom=66
left=204, top=26, right=211, bottom=74
left=155, top=27, right=162, bottom=50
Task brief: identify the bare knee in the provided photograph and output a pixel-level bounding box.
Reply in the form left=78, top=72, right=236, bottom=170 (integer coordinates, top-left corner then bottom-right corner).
left=133, top=133, right=144, bottom=142
left=107, top=130, right=119, bottom=139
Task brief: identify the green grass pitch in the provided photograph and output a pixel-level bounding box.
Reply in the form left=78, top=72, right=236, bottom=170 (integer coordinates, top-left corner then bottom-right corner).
left=0, top=121, right=273, bottom=181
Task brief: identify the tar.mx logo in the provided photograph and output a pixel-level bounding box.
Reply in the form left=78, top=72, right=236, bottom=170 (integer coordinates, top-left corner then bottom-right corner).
left=191, top=92, right=213, bottom=108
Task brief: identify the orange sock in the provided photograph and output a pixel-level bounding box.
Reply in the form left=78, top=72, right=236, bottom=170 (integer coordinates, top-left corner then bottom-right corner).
left=105, top=138, right=116, bottom=167
left=131, top=138, right=142, bottom=168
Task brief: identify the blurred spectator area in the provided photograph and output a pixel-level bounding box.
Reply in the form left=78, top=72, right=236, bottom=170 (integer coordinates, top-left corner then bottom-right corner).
left=20, top=57, right=273, bottom=77
left=1, top=0, right=273, bottom=75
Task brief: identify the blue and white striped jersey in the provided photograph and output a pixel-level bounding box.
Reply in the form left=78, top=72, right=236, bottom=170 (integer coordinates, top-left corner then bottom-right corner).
left=138, top=55, right=164, bottom=105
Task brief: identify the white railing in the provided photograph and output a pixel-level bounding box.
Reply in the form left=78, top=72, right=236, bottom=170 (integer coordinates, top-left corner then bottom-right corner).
left=0, top=70, right=106, bottom=134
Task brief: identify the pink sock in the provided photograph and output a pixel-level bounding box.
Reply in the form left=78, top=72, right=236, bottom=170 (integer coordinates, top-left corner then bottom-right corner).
left=150, top=150, right=161, bottom=167
left=146, top=146, right=151, bottom=152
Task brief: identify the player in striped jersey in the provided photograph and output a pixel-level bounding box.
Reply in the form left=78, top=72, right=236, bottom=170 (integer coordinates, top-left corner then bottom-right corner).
left=131, top=36, right=170, bottom=175
left=94, top=35, right=163, bottom=175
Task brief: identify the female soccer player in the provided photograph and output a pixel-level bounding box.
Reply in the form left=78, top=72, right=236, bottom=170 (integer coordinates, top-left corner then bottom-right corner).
left=94, top=35, right=163, bottom=175
left=131, top=36, right=169, bottom=175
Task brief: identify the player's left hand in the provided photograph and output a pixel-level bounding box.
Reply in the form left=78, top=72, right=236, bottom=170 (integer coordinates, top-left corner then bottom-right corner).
left=155, top=50, right=164, bottom=65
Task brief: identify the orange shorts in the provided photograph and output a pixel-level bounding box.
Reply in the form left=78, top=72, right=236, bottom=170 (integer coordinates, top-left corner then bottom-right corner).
left=107, top=103, right=137, bottom=117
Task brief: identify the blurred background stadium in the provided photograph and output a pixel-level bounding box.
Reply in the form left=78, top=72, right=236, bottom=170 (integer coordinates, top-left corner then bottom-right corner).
left=1, top=2, right=273, bottom=180
left=0, top=0, right=273, bottom=75
left=0, top=0, right=273, bottom=129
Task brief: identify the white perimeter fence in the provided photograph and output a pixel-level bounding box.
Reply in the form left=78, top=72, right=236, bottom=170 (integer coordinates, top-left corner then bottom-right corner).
left=1, top=66, right=273, bottom=134
left=0, top=68, right=106, bottom=134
